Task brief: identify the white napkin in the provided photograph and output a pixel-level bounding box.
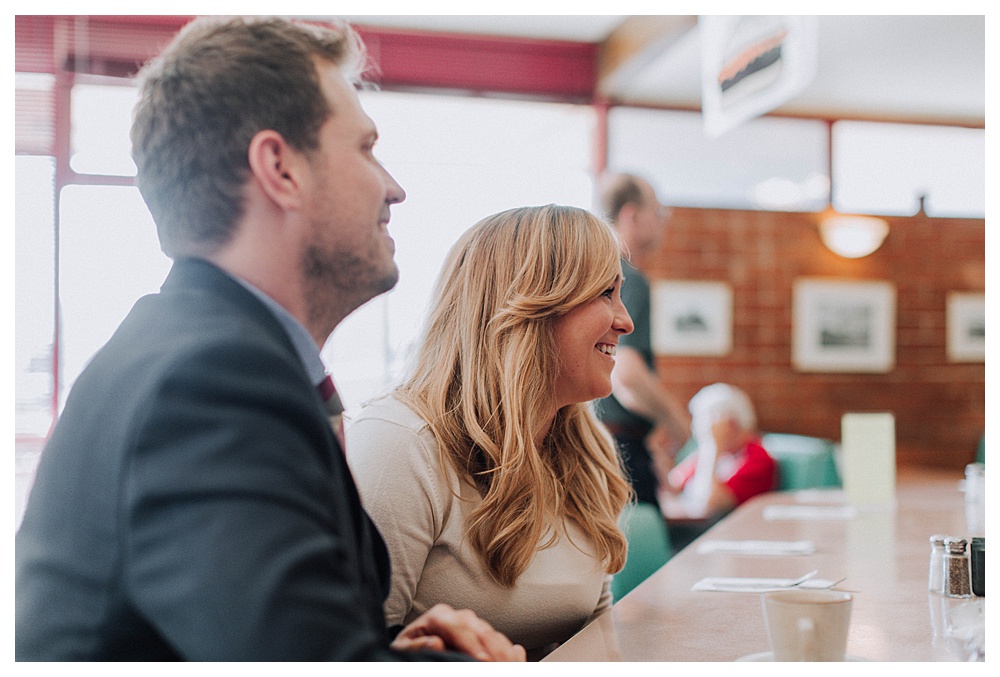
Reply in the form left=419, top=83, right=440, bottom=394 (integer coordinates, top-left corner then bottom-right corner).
left=691, top=576, right=839, bottom=593
left=696, top=540, right=817, bottom=556
left=791, top=488, right=846, bottom=503
left=762, top=504, right=858, bottom=521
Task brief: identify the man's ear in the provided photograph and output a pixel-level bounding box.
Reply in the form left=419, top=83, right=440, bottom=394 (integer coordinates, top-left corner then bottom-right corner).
left=617, top=202, right=638, bottom=227
left=247, top=129, right=306, bottom=212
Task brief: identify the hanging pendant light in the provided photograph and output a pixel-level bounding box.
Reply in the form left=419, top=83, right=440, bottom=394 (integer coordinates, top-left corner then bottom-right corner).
left=819, top=213, right=890, bottom=258
left=819, top=121, right=890, bottom=258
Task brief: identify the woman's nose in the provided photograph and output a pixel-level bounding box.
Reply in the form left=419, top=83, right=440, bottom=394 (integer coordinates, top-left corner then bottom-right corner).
left=614, top=301, right=634, bottom=335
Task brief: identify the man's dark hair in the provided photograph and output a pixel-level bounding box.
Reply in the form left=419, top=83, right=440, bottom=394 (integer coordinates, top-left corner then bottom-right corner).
left=598, top=173, right=646, bottom=225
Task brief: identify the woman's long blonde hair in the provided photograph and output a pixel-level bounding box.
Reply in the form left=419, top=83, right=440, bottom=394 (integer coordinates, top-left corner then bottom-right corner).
left=396, top=205, right=632, bottom=587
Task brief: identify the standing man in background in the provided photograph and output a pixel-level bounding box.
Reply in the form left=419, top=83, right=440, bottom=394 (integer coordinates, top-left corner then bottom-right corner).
left=596, top=173, right=691, bottom=509
left=15, top=15, right=523, bottom=662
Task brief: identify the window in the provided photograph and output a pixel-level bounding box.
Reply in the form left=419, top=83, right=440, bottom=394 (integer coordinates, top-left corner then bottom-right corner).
left=607, top=107, right=830, bottom=212
left=328, top=90, right=597, bottom=411
left=15, top=157, right=56, bottom=437
left=70, top=81, right=139, bottom=176
left=58, top=185, right=171, bottom=399
left=832, top=121, right=985, bottom=218
left=607, top=107, right=986, bottom=219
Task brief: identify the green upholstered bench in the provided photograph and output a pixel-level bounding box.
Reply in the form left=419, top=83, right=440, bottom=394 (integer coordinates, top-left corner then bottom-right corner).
left=611, top=502, right=673, bottom=600
left=760, top=432, right=841, bottom=491
left=673, top=433, right=841, bottom=491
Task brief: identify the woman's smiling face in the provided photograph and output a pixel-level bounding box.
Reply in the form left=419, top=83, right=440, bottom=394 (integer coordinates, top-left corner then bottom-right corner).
left=550, top=272, right=633, bottom=411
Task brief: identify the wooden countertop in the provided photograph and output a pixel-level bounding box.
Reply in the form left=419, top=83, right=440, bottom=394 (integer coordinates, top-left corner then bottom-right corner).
left=544, top=467, right=981, bottom=661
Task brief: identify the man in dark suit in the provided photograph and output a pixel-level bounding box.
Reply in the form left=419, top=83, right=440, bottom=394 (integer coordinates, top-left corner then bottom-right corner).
left=15, top=16, right=524, bottom=662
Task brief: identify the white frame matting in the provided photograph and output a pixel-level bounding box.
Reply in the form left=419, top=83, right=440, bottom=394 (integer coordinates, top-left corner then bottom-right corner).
left=651, top=280, right=733, bottom=356
left=792, top=278, right=896, bottom=373
left=946, top=291, right=985, bottom=362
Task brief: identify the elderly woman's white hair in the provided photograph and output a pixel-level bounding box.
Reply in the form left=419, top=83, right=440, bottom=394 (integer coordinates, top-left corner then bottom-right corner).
left=688, top=383, right=757, bottom=436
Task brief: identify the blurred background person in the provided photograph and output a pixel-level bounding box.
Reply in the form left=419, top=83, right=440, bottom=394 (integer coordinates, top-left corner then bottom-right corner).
left=595, top=172, right=691, bottom=510
left=659, top=383, right=778, bottom=550
left=347, top=205, right=634, bottom=659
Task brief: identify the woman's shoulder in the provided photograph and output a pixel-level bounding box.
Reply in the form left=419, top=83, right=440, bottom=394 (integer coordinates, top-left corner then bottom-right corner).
left=345, top=392, right=464, bottom=507
left=348, top=393, right=429, bottom=433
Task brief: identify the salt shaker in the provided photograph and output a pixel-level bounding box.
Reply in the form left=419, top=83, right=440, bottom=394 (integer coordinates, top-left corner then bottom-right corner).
left=929, top=534, right=947, bottom=593
left=943, top=537, right=972, bottom=598
left=965, top=463, right=986, bottom=537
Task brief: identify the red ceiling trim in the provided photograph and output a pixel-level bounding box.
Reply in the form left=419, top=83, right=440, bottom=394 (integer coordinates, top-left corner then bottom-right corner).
left=17, top=17, right=598, bottom=101
left=355, top=26, right=598, bottom=102
left=15, top=16, right=193, bottom=75
left=15, top=16, right=58, bottom=73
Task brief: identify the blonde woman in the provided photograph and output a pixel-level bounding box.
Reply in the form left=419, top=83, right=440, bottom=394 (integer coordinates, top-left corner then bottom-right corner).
left=346, top=205, right=634, bottom=658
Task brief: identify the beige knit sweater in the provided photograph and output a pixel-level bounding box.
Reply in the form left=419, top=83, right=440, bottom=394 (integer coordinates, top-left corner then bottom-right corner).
left=346, top=395, right=612, bottom=655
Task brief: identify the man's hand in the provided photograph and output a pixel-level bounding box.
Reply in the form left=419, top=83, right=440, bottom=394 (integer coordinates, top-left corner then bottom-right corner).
left=391, top=603, right=526, bottom=661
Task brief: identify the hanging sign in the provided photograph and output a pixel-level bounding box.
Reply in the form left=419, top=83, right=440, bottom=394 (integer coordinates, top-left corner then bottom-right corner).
left=700, top=15, right=818, bottom=138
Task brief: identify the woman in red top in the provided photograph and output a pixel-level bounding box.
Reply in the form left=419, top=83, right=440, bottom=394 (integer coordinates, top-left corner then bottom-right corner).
left=658, top=383, right=778, bottom=524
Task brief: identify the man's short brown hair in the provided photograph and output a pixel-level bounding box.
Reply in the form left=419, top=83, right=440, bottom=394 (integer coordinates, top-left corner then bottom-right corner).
left=131, top=16, right=366, bottom=257
left=598, top=172, right=646, bottom=225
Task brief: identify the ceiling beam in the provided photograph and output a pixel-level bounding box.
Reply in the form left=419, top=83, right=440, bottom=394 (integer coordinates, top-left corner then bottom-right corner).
left=597, top=15, right=697, bottom=100
left=354, top=26, right=598, bottom=101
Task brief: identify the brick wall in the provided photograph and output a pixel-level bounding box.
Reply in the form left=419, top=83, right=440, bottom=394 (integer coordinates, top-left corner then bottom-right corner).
left=635, top=208, right=985, bottom=470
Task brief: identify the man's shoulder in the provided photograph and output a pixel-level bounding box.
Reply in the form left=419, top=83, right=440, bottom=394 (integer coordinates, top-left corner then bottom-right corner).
left=620, top=259, right=651, bottom=303
left=69, top=271, right=306, bottom=424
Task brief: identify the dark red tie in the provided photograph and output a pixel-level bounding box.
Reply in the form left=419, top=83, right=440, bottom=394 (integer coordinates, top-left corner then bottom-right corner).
left=317, top=374, right=346, bottom=451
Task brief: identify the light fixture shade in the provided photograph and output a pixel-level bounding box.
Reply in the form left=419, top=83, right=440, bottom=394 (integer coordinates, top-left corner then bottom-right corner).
left=819, top=215, right=889, bottom=258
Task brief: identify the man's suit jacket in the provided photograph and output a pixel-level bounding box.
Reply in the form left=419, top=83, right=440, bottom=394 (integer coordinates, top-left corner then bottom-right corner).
left=15, top=258, right=442, bottom=660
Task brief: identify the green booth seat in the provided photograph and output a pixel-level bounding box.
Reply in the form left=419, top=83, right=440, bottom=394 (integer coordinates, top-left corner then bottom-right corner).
left=611, top=502, right=673, bottom=601
left=760, top=432, right=841, bottom=491
left=674, top=433, right=841, bottom=491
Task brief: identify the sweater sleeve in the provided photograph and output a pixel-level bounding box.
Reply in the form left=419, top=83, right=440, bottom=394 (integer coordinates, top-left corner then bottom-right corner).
left=592, top=575, right=613, bottom=618
left=346, top=409, right=448, bottom=627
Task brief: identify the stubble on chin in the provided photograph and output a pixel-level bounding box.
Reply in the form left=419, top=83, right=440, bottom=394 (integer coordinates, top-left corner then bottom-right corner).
left=302, top=244, right=399, bottom=329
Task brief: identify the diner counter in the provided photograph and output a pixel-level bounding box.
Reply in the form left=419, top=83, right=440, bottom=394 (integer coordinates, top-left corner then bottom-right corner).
left=544, top=467, right=982, bottom=662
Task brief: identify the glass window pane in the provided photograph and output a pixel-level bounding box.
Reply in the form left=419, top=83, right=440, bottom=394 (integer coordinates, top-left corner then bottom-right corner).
left=832, top=121, right=985, bottom=218
left=58, top=185, right=171, bottom=403
left=15, top=156, right=56, bottom=436
left=607, top=107, right=830, bottom=211
left=328, top=91, right=596, bottom=412
left=70, top=81, right=139, bottom=176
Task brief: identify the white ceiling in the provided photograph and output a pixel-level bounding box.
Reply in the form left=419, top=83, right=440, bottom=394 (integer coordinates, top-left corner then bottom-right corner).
left=340, top=14, right=986, bottom=126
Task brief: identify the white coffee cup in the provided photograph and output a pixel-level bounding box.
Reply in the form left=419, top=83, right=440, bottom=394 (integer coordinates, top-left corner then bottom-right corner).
left=762, top=589, right=853, bottom=661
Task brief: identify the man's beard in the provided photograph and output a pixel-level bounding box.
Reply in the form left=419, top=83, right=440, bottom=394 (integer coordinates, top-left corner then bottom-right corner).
left=302, top=242, right=399, bottom=330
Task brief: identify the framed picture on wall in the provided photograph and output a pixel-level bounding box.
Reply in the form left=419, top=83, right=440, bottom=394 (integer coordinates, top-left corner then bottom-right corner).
left=792, top=278, right=896, bottom=372
left=946, top=292, right=985, bottom=362
left=651, top=280, right=733, bottom=356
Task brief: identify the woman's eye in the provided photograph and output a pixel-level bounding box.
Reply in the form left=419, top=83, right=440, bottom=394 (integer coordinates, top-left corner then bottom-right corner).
left=602, top=287, right=615, bottom=298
